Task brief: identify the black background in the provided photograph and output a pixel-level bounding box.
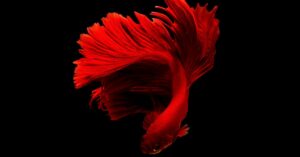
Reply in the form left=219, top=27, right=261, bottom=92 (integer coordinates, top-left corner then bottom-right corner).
left=14, top=0, right=273, bottom=156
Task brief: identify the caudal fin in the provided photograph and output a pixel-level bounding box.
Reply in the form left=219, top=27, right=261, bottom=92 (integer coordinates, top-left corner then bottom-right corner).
left=161, top=0, right=220, bottom=84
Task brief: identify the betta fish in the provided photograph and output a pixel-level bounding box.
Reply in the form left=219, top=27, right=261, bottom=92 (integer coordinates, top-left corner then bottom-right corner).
left=73, top=0, right=219, bottom=155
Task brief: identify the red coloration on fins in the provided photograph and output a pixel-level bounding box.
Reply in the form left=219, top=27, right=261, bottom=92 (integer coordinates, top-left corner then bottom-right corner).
left=73, top=0, right=219, bottom=154
left=177, top=124, right=190, bottom=137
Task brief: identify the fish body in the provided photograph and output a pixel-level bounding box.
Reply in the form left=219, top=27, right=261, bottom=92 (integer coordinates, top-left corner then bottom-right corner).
left=74, top=0, right=219, bottom=154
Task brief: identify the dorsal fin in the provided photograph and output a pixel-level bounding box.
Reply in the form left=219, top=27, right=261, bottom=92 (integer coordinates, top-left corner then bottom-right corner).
left=74, top=11, right=175, bottom=89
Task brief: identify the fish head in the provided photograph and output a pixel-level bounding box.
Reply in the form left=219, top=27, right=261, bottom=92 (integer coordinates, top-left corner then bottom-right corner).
left=140, top=124, right=190, bottom=154
left=140, top=131, right=175, bottom=155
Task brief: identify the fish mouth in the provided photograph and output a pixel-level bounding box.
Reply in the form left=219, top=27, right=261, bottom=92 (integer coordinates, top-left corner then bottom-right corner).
left=143, top=149, right=162, bottom=155
left=141, top=142, right=173, bottom=155
left=141, top=144, right=162, bottom=155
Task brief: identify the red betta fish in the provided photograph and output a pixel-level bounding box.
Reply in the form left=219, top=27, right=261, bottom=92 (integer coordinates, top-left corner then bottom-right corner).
left=74, top=0, right=219, bottom=155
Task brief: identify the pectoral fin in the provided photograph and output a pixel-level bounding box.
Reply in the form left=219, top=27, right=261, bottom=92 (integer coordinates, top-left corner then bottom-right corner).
left=177, top=124, right=190, bottom=137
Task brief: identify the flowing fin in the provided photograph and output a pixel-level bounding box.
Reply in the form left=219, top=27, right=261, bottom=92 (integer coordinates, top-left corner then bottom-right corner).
left=89, top=87, right=103, bottom=109
left=74, top=11, right=175, bottom=120
left=162, top=0, right=220, bottom=84
left=74, top=12, right=175, bottom=89
left=89, top=62, right=172, bottom=120
left=75, top=0, right=219, bottom=122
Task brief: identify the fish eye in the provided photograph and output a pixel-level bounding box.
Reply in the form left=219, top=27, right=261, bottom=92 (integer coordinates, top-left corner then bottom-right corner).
left=153, top=144, right=160, bottom=152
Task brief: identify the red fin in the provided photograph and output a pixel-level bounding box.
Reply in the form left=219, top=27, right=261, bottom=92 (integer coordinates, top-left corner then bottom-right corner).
left=163, top=0, right=220, bottom=84
left=74, top=11, right=175, bottom=120
left=74, top=0, right=219, bottom=124
left=89, top=87, right=102, bottom=109
left=74, top=12, right=174, bottom=89
left=177, top=124, right=190, bottom=137
left=89, top=62, right=171, bottom=121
